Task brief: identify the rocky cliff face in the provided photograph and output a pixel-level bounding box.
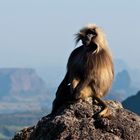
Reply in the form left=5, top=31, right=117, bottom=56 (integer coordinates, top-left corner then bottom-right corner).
left=12, top=97, right=140, bottom=140
left=0, top=68, right=46, bottom=96
left=122, top=91, right=140, bottom=115
left=0, top=68, right=50, bottom=113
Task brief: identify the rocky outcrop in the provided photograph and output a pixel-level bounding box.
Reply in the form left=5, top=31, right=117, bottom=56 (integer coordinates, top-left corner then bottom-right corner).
left=12, top=98, right=140, bottom=140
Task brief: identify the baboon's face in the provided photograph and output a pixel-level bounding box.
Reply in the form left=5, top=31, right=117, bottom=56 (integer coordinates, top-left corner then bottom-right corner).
left=81, top=28, right=97, bottom=46
left=76, top=24, right=108, bottom=53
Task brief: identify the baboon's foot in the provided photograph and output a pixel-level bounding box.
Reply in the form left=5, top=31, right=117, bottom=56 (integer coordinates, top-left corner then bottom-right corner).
left=98, top=106, right=112, bottom=119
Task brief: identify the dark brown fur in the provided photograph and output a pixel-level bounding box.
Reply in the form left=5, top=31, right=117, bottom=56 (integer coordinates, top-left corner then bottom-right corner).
left=51, top=24, right=114, bottom=117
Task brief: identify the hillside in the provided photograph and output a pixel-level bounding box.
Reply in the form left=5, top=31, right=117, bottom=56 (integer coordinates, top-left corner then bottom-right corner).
left=122, top=91, right=140, bottom=115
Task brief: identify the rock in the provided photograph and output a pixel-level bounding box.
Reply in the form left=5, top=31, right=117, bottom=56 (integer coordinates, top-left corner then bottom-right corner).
left=12, top=98, right=140, bottom=140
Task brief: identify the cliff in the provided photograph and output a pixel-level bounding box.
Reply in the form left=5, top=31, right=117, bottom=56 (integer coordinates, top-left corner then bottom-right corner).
left=12, top=98, right=140, bottom=140
left=122, top=91, right=140, bottom=115
left=0, top=68, right=49, bottom=113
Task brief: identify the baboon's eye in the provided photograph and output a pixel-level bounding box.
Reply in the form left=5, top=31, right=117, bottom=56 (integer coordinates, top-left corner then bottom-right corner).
left=86, top=29, right=96, bottom=36
left=79, top=34, right=85, bottom=39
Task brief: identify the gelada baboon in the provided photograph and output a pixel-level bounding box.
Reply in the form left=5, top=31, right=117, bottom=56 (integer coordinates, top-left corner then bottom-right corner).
left=51, top=24, right=114, bottom=117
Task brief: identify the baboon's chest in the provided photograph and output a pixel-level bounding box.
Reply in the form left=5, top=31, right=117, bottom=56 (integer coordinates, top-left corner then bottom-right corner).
left=70, top=51, right=92, bottom=77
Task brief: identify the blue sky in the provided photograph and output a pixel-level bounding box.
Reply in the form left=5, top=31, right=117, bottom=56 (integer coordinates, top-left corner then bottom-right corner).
left=0, top=0, right=140, bottom=70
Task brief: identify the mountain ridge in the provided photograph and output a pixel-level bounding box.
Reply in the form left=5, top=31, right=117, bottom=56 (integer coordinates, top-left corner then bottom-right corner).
left=122, top=91, right=140, bottom=115
left=0, top=68, right=50, bottom=114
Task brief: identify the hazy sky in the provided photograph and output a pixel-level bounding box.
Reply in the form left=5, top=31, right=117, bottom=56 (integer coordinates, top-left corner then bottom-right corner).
left=0, top=0, right=140, bottom=70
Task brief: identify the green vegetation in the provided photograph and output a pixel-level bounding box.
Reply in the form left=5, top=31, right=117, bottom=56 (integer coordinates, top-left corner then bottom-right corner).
left=0, top=133, right=8, bottom=140
left=0, top=109, right=49, bottom=140
left=0, top=125, right=25, bottom=140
